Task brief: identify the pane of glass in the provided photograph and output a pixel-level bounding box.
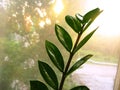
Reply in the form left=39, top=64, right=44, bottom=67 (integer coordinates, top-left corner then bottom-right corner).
left=0, top=0, right=119, bottom=90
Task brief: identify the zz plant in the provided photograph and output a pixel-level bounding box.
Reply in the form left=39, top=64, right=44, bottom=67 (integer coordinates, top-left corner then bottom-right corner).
left=30, top=8, right=102, bottom=90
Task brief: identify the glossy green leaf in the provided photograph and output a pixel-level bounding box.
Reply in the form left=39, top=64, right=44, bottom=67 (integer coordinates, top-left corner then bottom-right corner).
left=75, top=14, right=83, bottom=24
left=38, top=61, right=58, bottom=90
left=83, top=8, right=102, bottom=24
left=30, top=80, right=48, bottom=90
left=73, top=27, right=98, bottom=53
left=67, top=54, right=93, bottom=75
left=83, top=9, right=102, bottom=31
left=83, top=19, right=93, bottom=32
left=71, top=86, right=90, bottom=90
left=55, top=24, right=73, bottom=52
left=65, top=15, right=82, bottom=33
left=45, top=40, right=64, bottom=72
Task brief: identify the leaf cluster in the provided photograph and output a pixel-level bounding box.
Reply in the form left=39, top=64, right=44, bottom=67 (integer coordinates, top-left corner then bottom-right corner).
left=30, top=8, right=102, bottom=90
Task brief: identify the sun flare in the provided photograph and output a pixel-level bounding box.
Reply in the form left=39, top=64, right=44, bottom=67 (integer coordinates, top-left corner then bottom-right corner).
left=53, top=0, right=64, bottom=15
left=85, top=0, right=120, bottom=37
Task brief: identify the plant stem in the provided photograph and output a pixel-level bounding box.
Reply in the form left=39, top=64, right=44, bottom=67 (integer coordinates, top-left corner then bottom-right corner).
left=58, top=33, right=82, bottom=90
left=58, top=52, right=73, bottom=90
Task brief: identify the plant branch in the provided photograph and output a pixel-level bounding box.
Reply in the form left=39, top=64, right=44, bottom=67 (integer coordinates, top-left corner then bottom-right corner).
left=58, top=32, right=82, bottom=90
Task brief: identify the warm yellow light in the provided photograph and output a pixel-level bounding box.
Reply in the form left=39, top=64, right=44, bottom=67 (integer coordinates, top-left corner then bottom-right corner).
left=45, top=18, right=51, bottom=25
left=85, top=0, right=120, bottom=37
left=35, top=8, right=47, bottom=18
left=39, top=21, right=45, bottom=28
left=53, top=0, right=64, bottom=14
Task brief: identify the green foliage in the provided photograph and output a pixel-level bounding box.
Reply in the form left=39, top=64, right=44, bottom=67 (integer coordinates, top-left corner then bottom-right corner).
left=30, top=81, right=48, bottom=90
left=71, top=86, right=89, bottom=90
left=66, top=54, right=93, bottom=76
left=65, top=15, right=82, bottom=33
left=55, top=24, right=73, bottom=52
left=73, top=28, right=98, bottom=54
left=38, top=61, right=58, bottom=90
left=82, top=8, right=103, bottom=31
left=45, top=40, right=64, bottom=72
left=83, top=8, right=101, bottom=24
left=30, top=8, right=102, bottom=90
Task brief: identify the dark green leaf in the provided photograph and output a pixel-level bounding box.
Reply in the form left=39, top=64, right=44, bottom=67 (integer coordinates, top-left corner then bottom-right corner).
left=67, top=54, right=93, bottom=75
left=55, top=24, right=73, bottom=52
left=83, top=11, right=102, bottom=31
left=45, top=40, right=64, bottom=72
left=73, top=27, right=98, bottom=53
left=71, top=86, right=90, bottom=90
left=30, top=80, right=48, bottom=90
left=38, top=61, right=58, bottom=90
left=82, top=8, right=102, bottom=32
left=83, top=8, right=102, bottom=24
left=65, top=15, right=82, bottom=33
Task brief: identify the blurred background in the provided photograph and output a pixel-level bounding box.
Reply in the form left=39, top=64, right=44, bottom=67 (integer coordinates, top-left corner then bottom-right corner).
left=0, top=0, right=120, bottom=90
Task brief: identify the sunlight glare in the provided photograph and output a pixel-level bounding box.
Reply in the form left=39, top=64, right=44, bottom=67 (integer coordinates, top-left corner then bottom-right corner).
left=0, top=0, right=7, bottom=9
left=39, top=21, right=45, bottom=28
left=85, top=0, right=120, bottom=37
left=35, top=8, right=47, bottom=18
left=53, top=0, right=64, bottom=15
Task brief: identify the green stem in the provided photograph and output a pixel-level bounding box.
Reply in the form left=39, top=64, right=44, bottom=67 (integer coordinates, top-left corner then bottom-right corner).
left=58, top=33, right=82, bottom=90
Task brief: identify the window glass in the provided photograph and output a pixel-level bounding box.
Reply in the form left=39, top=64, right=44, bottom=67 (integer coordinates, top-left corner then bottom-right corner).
left=0, top=0, right=119, bottom=90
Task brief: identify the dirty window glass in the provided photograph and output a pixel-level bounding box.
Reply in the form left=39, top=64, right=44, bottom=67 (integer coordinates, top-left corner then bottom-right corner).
left=0, top=0, right=119, bottom=90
